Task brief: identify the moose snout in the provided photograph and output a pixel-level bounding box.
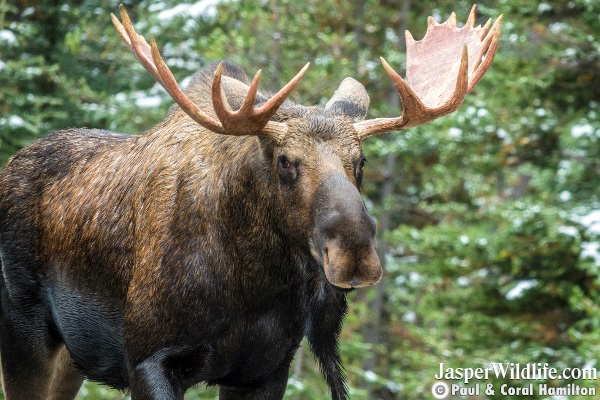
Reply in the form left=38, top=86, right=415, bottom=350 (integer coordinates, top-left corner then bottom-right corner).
left=312, top=176, right=383, bottom=288
left=321, top=237, right=382, bottom=288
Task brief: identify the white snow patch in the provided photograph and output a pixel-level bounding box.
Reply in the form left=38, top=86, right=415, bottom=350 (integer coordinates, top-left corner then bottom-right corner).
left=581, top=242, right=600, bottom=266
left=506, top=280, right=537, bottom=300
left=496, top=128, right=509, bottom=140
left=157, top=0, right=222, bottom=21
left=549, top=22, right=568, bottom=34
left=287, top=377, right=304, bottom=390
left=409, top=271, right=422, bottom=283
left=558, top=225, right=579, bottom=237
left=148, top=3, right=166, bottom=12
left=82, top=103, right=99, bottom=111
left=364, top=370, right=378, bottom=382
left=114, top=91, right=163, bottom=108
left=8, top=115, right=25, bottom=127
left=448, top=127, right=462, bottom=138
left=403, top=311, right=417, bottom=323
left=22, top=7, right=35, bottom=17
left=537, top=3, right=552, bottom=12
left=0, top=30, right=17, bottom=45
left=457, top=276, right=470, bottom=286
left=181, top=75, right=194, bottom=90
left=571, top=123, right=595, bottom=138
left=559, top=191, right=572, bottom=202
left=574, top=210, right=600, bottom=235
left=386, top=380, right=403, bottom=393
left=135, top=95, right=162, bottom=108
left=565, top=48, right=577, bottom=57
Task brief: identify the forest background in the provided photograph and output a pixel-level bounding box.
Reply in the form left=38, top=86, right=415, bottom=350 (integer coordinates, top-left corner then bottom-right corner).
left=1, top=0, right=599, bottom=399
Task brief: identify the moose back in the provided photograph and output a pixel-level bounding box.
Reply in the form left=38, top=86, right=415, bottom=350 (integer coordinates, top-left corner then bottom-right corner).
left=0, top=5, right=501, bottom=400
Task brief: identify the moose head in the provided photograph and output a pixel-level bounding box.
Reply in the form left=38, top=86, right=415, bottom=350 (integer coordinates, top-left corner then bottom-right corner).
left=111, top=5, right=501, bottom=289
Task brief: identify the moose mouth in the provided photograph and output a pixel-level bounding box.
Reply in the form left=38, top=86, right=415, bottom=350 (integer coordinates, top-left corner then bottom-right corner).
left=309, top=239, right=343, bottom=288
left=322, top=248, right=351, bottom=289
left=313, top=240, right=381, bottom=289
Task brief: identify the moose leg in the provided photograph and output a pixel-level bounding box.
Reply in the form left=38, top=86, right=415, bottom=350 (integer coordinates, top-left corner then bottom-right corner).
left=218, top=345, right=297, bottom=400
left=0, top=308, right=61, bottom=399
left=129, top=354, right=185, bottom=400
left=47, top=345, right=85, bottom=400
left=218, top=361, right=292, bottom=400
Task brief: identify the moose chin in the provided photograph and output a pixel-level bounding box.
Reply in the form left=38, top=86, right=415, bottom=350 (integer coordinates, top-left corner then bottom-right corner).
left=0, top=5, right=501, bottom=400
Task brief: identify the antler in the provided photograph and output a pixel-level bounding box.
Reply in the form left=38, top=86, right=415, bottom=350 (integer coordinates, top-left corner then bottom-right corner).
left=354, top=5, right=502, bottom=139
left=111, top=5, right=309, bottom=142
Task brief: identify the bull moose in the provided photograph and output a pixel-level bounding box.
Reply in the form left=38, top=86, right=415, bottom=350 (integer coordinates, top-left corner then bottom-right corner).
left=0, top=5, right=501, bottom=399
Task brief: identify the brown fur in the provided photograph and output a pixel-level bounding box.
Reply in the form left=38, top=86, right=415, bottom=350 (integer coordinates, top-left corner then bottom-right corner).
left=0, top=62, right=380, bottom=399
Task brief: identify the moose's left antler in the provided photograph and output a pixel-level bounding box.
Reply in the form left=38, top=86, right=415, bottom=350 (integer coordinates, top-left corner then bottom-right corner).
left=354, top=5, right=502, bottom=138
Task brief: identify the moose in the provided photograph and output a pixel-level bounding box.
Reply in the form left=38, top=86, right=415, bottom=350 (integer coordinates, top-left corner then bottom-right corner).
left=0, top=5, right=501, bottom=399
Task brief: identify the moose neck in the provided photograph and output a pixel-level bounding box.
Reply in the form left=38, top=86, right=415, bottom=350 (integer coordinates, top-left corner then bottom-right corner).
left=141, top=126, right=300, bottom=263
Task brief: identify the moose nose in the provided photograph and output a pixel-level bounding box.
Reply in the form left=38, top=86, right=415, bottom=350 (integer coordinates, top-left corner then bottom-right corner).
left=311, top=175, right=382, bottom=288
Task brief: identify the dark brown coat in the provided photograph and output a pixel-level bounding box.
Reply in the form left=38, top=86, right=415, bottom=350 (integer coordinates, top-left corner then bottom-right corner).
left=0, top=62, right=380, bottom=400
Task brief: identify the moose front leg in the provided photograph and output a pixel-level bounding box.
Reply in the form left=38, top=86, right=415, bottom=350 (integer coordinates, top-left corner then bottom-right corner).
left=218, top=366, right=288, bottom=400
left=307, top=287, right=349, bottom=400
left=129, top=352, right=185, bottom=400
left=218, top=344, right=297, bottom=400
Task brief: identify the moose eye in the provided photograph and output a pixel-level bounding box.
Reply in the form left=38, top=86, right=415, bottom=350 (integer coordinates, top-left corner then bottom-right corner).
left=359, top=157, right=367, bottom=169
left=277, top=155, right=297, bottom=184
left=355, top=157, right=366, bottom=190
left=278, top=156, right=290, bottom=170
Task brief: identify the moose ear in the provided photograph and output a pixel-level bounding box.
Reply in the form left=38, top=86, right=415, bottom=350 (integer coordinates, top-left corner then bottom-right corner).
left=220, top=76, right=268, bottom=111
left=325, top=77, right=370, bottom=121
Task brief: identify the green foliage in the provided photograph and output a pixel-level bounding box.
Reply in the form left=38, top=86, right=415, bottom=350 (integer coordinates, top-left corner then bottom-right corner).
left=1, top=0, right=599, bottom=399
left=0, top=1, right=170, bottom=165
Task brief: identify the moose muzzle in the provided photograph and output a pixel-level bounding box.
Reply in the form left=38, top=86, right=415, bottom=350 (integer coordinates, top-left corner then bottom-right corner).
left=311, top=175, right=382, bottom=288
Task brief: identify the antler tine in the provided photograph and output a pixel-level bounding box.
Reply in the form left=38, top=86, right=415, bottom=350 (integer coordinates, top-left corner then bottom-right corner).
left=257, top=62, right=311, bottom=116
left=466, top=5, right=477, bottom=28
left=113, top=5, right=305, bottom=141
left=468, top=15, right=502, bottom=92
left=355, top=47, right=469, bottom=138
left=150, top=38, right=224, bottom=133
left=112, top=5, right=223, bottom=134
left=111, top=5, right=165, bottom=87
left=354, top=6, right=502, bottom=139
left=211, top=61, right=310, bottom=139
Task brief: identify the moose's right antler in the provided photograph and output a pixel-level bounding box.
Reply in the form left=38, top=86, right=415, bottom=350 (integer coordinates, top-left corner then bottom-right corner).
left=111, top=5, right=309, bottom=142
left=354, top=5, right=502, bottom=139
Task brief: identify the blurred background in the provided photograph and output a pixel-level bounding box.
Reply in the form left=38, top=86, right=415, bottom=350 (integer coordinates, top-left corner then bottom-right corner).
left=1, top=0, right=599, bottom=398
